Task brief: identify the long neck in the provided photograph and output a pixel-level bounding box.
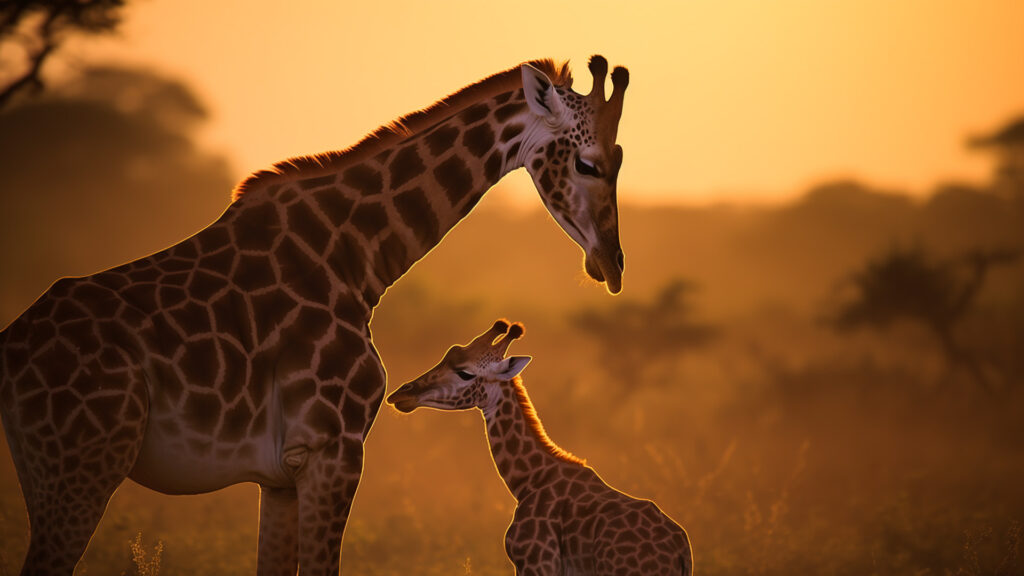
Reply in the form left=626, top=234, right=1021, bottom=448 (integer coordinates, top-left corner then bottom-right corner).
left=363, top=90, right=533, bottom=296
left=481, top=378, right=583, bottom=501
left=229, top=89, right=536, bottom=320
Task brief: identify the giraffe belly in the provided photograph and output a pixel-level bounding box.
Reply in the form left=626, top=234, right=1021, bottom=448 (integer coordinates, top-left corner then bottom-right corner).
left=129, top=411, right=290, bottom=495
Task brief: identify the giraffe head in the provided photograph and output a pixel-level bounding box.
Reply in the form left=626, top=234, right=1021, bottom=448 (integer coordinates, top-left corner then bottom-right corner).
left=521, top=55, right=629, bottom=294
left=387, top=320, right=531, bottom=413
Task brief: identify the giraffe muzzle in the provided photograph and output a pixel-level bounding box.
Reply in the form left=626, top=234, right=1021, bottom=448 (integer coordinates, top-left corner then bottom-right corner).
left=585, top=247, right=623, bottom=295
left=386, top=383, right=421, bottom=413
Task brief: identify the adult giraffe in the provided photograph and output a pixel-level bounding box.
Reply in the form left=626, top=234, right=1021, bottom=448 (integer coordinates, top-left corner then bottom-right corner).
left=0, top=55, right=629, bottom=575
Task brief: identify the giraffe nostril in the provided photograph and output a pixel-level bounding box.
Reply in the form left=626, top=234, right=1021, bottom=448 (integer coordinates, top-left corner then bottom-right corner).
left=616, top=250, right=624, bottom=272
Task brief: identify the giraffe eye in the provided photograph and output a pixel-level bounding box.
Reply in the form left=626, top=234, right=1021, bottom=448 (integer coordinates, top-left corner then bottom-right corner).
left=455, top=369, right=475, bottom=381
left=575, top=155, right=600, bottom=177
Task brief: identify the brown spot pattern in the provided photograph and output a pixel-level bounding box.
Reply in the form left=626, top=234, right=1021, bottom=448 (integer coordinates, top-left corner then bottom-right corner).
left=393, top=187, right=439, bottom=245
left=463, top=123, right=496, bottom=158
left=313, top=189, right=355, bottom=227
left=434, top=156, right=474, bottom=205
left=287, top=201, right=332, bottom=255
left=297, top=175, right=336, bottom=190
left=388, top=145, right=426, bottom=189
left=424, top=125, right=460, bottom=156
left=342, top=165, right=383, bottom=196
left=352, top=202, right=389, bottom=239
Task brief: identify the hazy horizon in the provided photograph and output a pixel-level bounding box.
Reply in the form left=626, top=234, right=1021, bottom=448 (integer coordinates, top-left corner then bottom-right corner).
left=53, top=0, right=1024, bottom=205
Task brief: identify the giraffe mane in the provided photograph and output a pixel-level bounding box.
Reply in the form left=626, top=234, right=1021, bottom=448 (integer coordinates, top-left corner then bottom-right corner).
left=510, top=376, right=587, bottom=467
left=232, top=58, right=572, bottom=201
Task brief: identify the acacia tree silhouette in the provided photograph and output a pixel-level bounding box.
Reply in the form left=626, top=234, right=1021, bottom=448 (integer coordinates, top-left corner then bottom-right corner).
left=829, top=246, right=1019, bottom=391
left=0, top=0, right=126, bottom=110
left=570, top=279, right=716, bottom=394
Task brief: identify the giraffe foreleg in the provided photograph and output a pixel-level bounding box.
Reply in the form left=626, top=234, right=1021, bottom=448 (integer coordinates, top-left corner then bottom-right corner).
left=257, top=485, right=298, bottom=576
left=294, top=437, right=364, bottom=574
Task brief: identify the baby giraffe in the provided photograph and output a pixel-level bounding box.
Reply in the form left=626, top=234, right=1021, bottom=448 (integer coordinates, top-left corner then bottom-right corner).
left=387, top=320, right=693, bottom=575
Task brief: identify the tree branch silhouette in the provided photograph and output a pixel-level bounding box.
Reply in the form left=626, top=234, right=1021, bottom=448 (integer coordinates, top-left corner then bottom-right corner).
left=0, top=0, right=125, bottom=110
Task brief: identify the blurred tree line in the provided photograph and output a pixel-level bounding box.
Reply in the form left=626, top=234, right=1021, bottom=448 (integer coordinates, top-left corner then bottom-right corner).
left=0, top=66, right=233, bottom=321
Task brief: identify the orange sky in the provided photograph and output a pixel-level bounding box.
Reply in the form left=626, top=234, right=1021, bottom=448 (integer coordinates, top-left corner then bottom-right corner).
left=66, top=0, right=1024, bottom=204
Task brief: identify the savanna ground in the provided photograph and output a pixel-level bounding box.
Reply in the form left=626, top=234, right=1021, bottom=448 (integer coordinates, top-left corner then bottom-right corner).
left=1, top=70, right=1023, bottom=575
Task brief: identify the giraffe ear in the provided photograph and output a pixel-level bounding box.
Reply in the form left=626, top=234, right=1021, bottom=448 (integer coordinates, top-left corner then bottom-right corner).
left=499, top=356, right=532, bottom=379
left=521, top=64, right=563, bottom=121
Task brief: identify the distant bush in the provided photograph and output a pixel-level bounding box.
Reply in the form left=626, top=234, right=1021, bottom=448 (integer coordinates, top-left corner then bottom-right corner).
left=827, top=245, right=1019, bottom=391
left=569, top=279, right=716, bottom=393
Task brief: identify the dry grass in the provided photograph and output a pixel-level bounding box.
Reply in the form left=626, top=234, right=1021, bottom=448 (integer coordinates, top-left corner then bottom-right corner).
left=125, top=533, right=163, bottom=576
